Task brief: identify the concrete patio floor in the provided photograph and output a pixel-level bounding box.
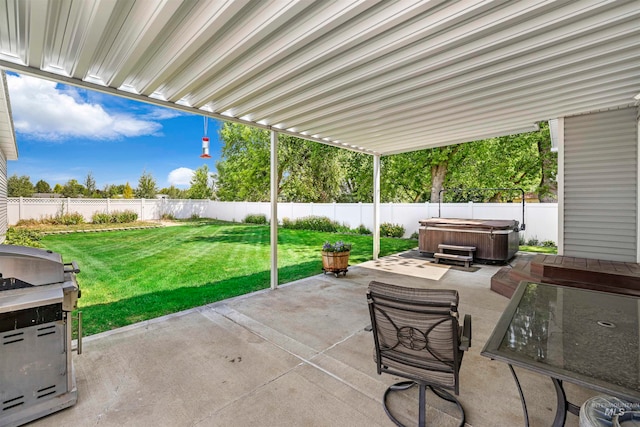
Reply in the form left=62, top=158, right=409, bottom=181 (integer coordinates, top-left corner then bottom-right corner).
left=31, top=250, right=597, bottom=427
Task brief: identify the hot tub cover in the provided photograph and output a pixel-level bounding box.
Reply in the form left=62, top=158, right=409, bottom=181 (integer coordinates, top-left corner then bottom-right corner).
left=418, top=218, right=519, bottom=230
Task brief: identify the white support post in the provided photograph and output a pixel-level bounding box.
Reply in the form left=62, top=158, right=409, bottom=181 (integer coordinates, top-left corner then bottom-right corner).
left=270, top=130, right=278, bottom=289
left=373, top=154, right=381, bottom=260
left=556, top=117, right=565, bottom=256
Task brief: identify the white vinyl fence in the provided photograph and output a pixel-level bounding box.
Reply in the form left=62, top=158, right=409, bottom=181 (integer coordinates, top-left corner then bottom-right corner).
left=9, top=198, right=558, bottom=243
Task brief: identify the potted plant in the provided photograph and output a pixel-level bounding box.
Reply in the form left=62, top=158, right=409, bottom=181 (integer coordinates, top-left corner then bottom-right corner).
left=321, top=241, right=352, bottom=277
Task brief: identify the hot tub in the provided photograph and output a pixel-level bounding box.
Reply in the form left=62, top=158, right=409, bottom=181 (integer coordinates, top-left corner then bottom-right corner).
left=418, top=218, right=520, bottom=262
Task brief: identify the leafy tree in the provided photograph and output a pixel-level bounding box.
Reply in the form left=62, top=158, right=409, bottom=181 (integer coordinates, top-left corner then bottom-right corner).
left=216, top=122, right=347, bottom=202
left=8, top=175, right=34, bottom=197
left=188, top=165, right=213, bottom=199
left=123, top=182, right=134, bottom=199
left=216, top=124, right=270, bottom=201
left=135, top=171, right=158, bottom=198
left=35, top=179, right=51, bottom=193
left=159, top=186, right=188, bottom=199
left=61, top=179, right=85, bottom=198
left=84, top=172, right=97, bottom=197
left=53, top=183, right=64, bottom=194
left=535, top=122, right=557, bottom=202
left=337, top=151, right=372, bottom=202
left=103, top=184, right=125, bottom=198
left=446, top=126, right=553, bottom=202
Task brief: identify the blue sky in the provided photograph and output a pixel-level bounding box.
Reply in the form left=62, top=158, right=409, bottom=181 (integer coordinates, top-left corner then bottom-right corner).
left=6, top=73, right=223, bottom=189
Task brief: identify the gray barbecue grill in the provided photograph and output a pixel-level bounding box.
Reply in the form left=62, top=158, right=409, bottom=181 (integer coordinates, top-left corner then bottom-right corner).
left=0, top=245, right=81, bottom=427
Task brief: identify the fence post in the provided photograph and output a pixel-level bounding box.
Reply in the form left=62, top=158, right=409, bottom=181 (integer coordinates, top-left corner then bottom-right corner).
left=66, top=197, right=71, bottom=214
left=468, top=201, right=474, bottom=218
left=106, top=198, right=110, bottom=214
left=19, top=196, right=23, bottom=222
left=141, top=198, right=145, bottom=220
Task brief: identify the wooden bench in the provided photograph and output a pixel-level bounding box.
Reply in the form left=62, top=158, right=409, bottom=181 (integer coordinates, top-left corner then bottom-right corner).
left=434, top=244, right=476, bottom=268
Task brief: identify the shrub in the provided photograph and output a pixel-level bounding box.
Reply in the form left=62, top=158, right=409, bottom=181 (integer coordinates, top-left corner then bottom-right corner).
left=410, top=231, right=419, bottom=240
left=56, top=212, right=85, bottom=225
left=92, top=212, right=113, bottom=224
left=244, top=214, right=267, bottom=224
left=519, top=235, right=526, bottom=246
left=4, top=228, right=43, bottom=248
left=190, top=213, right=201, bottom=220
left=354, top=224, right=372, bottom=235
left=541, top=240, right=556, bottom=247
left=161, top=213, right=176, bottom=221
left=92, top=210, right=138, bottom=224
left=380, top=222, right=405, bottom=238
left=114, top=210, right=138, bottom=223
left=281, top=216, right=339, bottom=232
left=526, top=237, right=540, bottom=246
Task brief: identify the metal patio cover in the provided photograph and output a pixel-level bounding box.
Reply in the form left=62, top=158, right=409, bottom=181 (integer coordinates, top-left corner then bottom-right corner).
left=0, top=0, right=638, bottom=156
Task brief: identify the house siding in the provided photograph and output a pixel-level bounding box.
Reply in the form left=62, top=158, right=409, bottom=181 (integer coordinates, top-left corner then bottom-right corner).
left=563, top=107, right=638, bottom=261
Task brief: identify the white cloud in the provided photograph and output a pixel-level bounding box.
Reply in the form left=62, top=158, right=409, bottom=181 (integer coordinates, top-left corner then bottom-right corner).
left=6, top=74, right=163, bottom=140
left=168, top=167, right=194, bottom=187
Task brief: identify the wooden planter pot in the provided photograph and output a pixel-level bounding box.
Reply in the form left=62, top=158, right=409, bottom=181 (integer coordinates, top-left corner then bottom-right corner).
left=321, top=251, right=350, bottom=277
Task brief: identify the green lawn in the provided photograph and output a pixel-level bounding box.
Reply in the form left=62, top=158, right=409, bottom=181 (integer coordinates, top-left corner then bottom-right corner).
left=42, top=220, right=416, bottom=336
left=519, top=245, right=557, bottom=254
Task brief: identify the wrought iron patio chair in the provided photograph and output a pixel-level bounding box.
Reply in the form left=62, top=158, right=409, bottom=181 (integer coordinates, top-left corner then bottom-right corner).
left=367, top=281, right=472, bottom=427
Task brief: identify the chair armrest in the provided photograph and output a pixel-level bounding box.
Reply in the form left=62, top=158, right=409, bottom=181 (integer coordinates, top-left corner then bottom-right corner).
left=459, top=314, right=472, bottom=351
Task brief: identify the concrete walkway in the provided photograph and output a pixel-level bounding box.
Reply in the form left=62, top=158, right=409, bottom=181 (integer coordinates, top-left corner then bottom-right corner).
left=32, top=250, right=596, bottom=426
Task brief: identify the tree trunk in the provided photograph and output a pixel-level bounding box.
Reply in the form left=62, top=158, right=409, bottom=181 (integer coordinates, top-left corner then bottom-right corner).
left=430, top=163, right=448, bottom=203
left=537, top=139, right=558, bottom=202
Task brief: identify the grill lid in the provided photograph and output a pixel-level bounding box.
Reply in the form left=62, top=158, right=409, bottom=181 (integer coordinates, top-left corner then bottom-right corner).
left=0, top=245, right=65, bottom=286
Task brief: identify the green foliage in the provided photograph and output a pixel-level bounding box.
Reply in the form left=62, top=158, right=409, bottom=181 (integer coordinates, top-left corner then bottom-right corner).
left=35, top=179, right=51, bottom=193
left=84, top=172, right=97, bottom=197
left=161, top=213, right=176, bottom=220
left=8, top=174, right=34, bottom=197
left=410, top=231, right=419, bottom=240
left=92, top=210, right=138, bottom=224
left=188, top=165, right=214, bottom=199
left=281, top=216, right=340, bottom=232
left=526, top=237, right=540, bottom=246
left=353, top=224, right=371, bottom=235
left=61, top=179, right=85, bottom=198
left=541, top=240, right=556, bottom=247
left=61, top=212, right=85, bottom=225
left=244, top=214, right=267, bottom=224
left=103, top=184, right=125, bottom=198
left=216, top=122, right=348, bottom=202
left=92, top=213, right=112, bottom=224
left=114, top=210, right=138, bottom=223
left=159, top=186, right=188, bottom=199
left=322, top=240, right=351, bottom=252
left=380, top=222, right=405, bottom=238
left=135, top=171, right=158, bottom=198
left=4, top=227, right=43, bottom=247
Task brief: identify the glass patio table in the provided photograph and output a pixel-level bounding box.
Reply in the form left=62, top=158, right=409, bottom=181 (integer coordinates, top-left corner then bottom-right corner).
left=481, top=281, right=640, bottom=426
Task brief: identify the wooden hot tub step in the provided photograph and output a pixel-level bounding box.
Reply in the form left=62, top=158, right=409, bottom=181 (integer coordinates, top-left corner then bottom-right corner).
left=434, top=252, right=473, bottom=268
left=438, top=244, right=477, bottom=252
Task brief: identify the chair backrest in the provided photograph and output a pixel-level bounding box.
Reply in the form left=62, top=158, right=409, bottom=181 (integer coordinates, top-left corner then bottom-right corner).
left=367, top=281, right=463, bottom=392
